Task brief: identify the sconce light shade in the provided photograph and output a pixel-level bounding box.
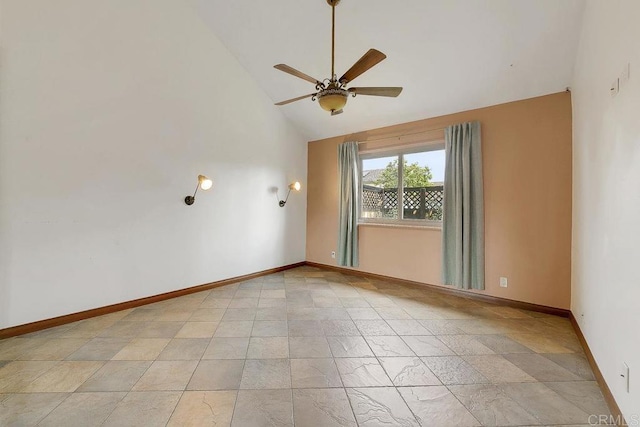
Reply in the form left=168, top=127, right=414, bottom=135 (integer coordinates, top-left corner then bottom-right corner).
left=289, top=181, right=301, bottom=191
left=279, top=181, right=302, bottom=207
left=185, top=174, right=213, bottom=206
left=199, top=175, right=213, bottom=191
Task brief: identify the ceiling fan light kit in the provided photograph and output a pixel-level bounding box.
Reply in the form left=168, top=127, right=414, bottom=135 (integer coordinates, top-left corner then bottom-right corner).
left=317, top=87, right=349, bottom=112
left=274, top=0, right=402, bottom=115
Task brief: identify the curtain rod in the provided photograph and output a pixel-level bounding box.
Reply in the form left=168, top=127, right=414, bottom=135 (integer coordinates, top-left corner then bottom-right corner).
left=355, top=126, right=447, bottom=144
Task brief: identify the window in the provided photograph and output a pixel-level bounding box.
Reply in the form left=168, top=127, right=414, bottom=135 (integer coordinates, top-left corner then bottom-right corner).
left=360, top=144, right=445, bottom=225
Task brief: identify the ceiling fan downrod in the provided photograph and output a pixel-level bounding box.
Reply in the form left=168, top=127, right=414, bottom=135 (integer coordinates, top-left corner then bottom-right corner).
left=330, top=0, right=337, bottom=81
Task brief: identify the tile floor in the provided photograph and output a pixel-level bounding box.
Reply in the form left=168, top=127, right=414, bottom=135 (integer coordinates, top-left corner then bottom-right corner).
left=0, top=266, right=611, bottom=426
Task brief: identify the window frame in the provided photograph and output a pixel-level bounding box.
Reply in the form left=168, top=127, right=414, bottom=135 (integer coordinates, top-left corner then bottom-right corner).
left=359, top=142, right=445, bottom=228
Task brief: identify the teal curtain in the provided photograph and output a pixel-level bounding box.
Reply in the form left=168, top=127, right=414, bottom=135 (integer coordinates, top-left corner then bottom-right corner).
left=442, top=121, right=484, bottom=290
left=337, top=141, right=359, bottom=267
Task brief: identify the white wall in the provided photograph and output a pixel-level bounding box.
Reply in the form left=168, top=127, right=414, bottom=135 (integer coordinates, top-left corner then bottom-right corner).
left=572, top=0, right=640, bottom=419
left=0, top=0, right=307, bottom=329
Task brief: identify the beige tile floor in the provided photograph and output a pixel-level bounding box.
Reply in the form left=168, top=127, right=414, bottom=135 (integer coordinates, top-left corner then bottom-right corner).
left=0, top=266, right=611, bottom=426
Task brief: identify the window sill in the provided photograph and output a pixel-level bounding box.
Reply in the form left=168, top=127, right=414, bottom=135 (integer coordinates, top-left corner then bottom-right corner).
left=358, top=222, right=442, bottom=231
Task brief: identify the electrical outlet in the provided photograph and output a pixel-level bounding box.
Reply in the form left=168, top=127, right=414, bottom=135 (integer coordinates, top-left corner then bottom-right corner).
left=622, top=362, right=630, bottom=393
left=331, top=251, right=336, bottom=259
left=500, top=277, right=508, bottom=288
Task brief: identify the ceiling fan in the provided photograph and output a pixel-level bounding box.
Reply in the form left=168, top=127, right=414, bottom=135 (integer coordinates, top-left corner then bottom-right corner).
left=274, top=0, right=403, bottom=116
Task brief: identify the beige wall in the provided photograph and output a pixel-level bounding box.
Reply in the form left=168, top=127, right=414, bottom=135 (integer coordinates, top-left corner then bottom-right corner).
left=307, top=92, right=572, bottom=309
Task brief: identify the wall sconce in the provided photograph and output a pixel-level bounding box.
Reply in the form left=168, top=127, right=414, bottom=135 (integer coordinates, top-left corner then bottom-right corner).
left=185, top=175, right=213, bottom=205
left=278, top=181, right=301, bottom=207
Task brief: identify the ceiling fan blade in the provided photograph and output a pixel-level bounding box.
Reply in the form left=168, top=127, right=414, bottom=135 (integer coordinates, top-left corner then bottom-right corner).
left=274, top=64, right=322, bottom=85
left=348, top=87, right=403, bottom=97
left=274, top=93, right=315, bottom=106
left=331, top=109, right=344, bottom=116
left=339, top=49, right=387, bottom=84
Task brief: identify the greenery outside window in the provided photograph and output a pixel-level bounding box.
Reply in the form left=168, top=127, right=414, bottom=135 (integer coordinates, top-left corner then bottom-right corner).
left=359, top=144, right=445, bottom=226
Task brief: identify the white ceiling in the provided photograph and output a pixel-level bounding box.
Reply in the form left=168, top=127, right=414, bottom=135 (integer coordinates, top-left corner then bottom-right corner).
left=191, top=0, right=585, bottom=141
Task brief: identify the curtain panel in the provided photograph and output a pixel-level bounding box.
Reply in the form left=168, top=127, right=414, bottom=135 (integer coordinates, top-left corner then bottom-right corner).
left=337, top=141, right=360, bottom=267
left=442, top=121, right=485, bottom=290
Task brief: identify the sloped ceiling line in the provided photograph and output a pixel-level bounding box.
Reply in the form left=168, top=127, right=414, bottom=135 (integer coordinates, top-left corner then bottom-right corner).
left=191, top=0, right=585, bottom=140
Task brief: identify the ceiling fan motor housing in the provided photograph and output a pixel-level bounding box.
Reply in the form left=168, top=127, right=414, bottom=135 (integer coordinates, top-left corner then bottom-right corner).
left=317, top=87, right=349, bottom=112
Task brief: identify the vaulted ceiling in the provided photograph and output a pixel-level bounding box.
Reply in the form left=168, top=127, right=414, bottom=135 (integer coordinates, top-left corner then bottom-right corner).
left=192, top=0, right=585, bottom=140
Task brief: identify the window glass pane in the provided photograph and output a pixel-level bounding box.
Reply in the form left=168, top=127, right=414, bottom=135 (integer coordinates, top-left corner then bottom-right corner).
left=362, top=155, right=399, bottom=219
left=402, top=150, right=445, bottom=220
